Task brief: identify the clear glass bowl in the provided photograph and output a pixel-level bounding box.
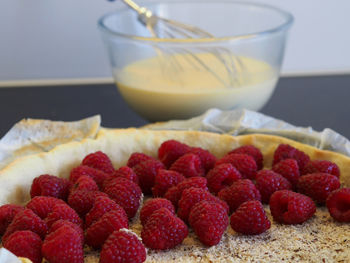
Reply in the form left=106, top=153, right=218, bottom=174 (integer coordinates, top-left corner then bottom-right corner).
left=98, top=0, right=293, bottom=122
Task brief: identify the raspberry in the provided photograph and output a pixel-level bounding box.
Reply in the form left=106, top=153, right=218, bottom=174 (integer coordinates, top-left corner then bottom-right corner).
left=297, top=173, right=340, bottom=204
left=158, top=140, right=191, bottom=168
left=170, top=153, right=205, bottom=178
left=164, top=186, right=181, bottom=209
left=0, top=204, right=24, bottom=235
left=3, top=208, right=48, bottom=243
left=326, top=188, right=350, bottom=222
left=230, top=200, right=270, bottom=235
left=177, top=187, right=229, bottom=222
left=216, top=153, right=257, bottom=180
left=140, top=198, right=175, bottom=226
left=189, top=201, right=229, bottom=246
left=49, top=220, right=84, bottom=245
left=85, top=195, right=123, bottom=229
left=3, top=230, right=42, bottom=263
left=189, top=147, right=217, bottom=172
left=114, top=166, right=139, bottom=184
left=272, top=159, right=300, bottom=188
left=100, top=229, right=146, bottom=263
left=45, top=203, right=83, bottom=228
left=273, top=144, right=310, bottom=171
left=85, top=209, right=128, bottom=249
left=302, top=160, right=340, bottom=178
left=255, top=170, right=292, bottom=203
left=133, top=159, right=165, bottom=194
left=103, top=166, right=139, bottom=191
left=26, top=196, right=66, bottom=219
left=68, top=190, right=107, bottom=217
left=42, top=224, right=84, bottom=263
left=152, top=169, right=185, bottom=197
left=82, top=151, right=115, bottom=174
left=104, top=177, right=142, bottom=219
left=218, top=179, right=261, bottom=213
left=30, top=174, right=70, bottom=200
left=164, top=177, right=208, bottom=208
left=269, top=190, right=316, bottom=224
left=141, top=207, right=188, bottom=250
left=229, top=145, right=263, bottom=170
left=69, top=165, right=110, bottom=189
left=207, top=163, right=242, bottom=194
left=127, top=152, right=155, bottom=168
left=70, top=175, right=99, bottom=193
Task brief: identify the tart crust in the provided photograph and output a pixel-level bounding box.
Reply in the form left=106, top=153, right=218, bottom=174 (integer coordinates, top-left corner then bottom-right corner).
left=0, top=128, right=349, bottom=262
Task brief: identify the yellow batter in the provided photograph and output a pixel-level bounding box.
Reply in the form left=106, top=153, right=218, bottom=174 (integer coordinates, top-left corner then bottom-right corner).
left=114, top=53, right=278, bottom=121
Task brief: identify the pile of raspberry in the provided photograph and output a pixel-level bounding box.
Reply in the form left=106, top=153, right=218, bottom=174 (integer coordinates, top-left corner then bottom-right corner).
left=0, top=140, right=349, bottom=263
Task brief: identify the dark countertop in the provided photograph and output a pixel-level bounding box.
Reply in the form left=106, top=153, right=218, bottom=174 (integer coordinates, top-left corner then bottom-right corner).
left=1, top=74, right=349, bottom=139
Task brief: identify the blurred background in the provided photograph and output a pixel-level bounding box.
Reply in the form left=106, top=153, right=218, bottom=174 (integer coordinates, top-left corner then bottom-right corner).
left=1, top=0, right=349, bottom=86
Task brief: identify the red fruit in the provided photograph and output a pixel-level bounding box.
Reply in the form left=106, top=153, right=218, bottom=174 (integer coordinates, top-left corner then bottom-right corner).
left=0, top=204, right=24, bottom=235
left=42, top=224, right=84, bottom=263
left=230, top=200, right=270, bottom=235
left=269, top=190, right=316, bottom=224
left=27, top=196, right=66, bottom=219
left=229, top=145, right=263, bottom=170
left=140, top=198, right=175, bottom=226
left=45, top=203, right=83, bottom=228
left=104, top=177, right=142, bottom=219
left=82, top=151, right=115, bottom=174
left=69, top=165, right=110, bottom=189
left=163, top=186, right=181, bottom=209
left=49, top=220, right=84, bottom=245
left=85, top=196, right=123, bottom=229
left=218, top=179, right=261, bottom=213
left=141, top=207, right=188, bottom=250
left=158, top=140, right=191, bottom=168
left=326, top=188, right=350, bottom=222
left=68, top=190, right=108, bottom=217
left=189, top=147, right=217, bottom=172
left=207, top=163, right=242, bottom=194
left=255, top=170, right=292, bottom=203
left=104, top=166, right=141, bottom=191
left=189, top=201, right=228, bottom=246
left=152, top=169, right=185, bottom=197
left=70, top=175, right=99, bottom=193
left=170, top=153, right=205, bottom=178
left=302, top=160, right=340, bottom=178
left=85, top=209, right=128, bottom=249
left=127, top=152, right=155, bottom=168
left=216, top=153, right=257, bottom=180
left=114, top=166, right=139, bottom=184
left=164, top=177, right=208, bottom=208
left=272, top=159, right=300, bottom=188
left=100, top=229, right=146, bottom=263
left=133, top=159, right=165, bottom=194
left=3, top=209, right=48, bottom=243
left=273, top=144, right=310, bottom=171
left=30, top=174, right=70, bottom=200
left=3, top=230, right=42, bottom=263
left=297, top=173, right=340, bottom=204
left=177, top=187, right=229, bottom=222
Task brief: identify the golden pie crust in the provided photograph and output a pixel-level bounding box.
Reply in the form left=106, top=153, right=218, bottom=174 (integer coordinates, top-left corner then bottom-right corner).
left=0, top=128, right=349, bottom=262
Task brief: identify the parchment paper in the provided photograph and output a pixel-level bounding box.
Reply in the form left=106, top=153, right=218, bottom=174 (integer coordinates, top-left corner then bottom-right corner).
left=145, top=108, right=350, bottom=157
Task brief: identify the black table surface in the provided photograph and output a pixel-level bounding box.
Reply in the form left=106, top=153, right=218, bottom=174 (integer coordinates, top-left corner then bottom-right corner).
left=1, top=74, right=349, bottom=139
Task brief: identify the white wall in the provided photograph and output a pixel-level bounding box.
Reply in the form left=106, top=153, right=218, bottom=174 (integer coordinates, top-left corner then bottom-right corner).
left=0, top=0, right=349, bottom=85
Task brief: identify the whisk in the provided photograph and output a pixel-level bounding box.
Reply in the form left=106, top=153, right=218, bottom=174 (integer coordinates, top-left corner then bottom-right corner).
left=117, top=0, right=243, bottom=87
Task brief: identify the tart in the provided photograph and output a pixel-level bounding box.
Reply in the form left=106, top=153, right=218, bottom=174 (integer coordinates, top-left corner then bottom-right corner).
left=0, top=128, right=349, bottom=262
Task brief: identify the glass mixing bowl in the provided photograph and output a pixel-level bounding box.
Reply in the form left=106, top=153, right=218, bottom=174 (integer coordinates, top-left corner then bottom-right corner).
left=98, top=0, right=293, bottom=122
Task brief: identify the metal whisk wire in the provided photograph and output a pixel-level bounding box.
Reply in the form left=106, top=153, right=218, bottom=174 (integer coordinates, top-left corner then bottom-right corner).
left=121, top=0, right=243, bottom=87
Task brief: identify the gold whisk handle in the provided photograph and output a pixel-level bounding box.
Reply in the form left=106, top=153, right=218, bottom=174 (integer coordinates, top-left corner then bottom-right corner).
left=122, top=0, right=156, bottom=26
